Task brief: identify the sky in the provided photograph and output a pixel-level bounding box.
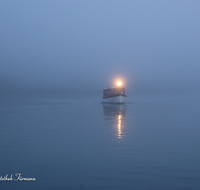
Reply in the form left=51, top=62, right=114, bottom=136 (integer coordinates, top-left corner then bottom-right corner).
left=0, top=0, right=200, bottom=97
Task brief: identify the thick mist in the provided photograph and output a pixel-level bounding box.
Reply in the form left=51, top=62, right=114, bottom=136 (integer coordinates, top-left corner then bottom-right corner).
left=1, top=0, right=200, bottom=97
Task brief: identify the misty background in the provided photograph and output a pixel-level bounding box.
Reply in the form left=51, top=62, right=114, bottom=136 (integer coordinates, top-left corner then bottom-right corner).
left=1, top=0, right=200, bottom=98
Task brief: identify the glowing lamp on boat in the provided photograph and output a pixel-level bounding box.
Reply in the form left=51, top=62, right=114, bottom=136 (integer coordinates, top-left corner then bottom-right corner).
left=117, top=81, right=122, bottom=86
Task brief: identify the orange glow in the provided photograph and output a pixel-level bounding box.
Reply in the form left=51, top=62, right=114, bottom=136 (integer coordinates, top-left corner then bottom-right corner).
left=113, top=77, right=125, bottom=87
left=117, top=81, right=122, bottom=86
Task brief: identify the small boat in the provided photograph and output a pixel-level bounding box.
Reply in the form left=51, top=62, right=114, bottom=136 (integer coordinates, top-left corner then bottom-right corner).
left=102, top=81, right=127, bottom=103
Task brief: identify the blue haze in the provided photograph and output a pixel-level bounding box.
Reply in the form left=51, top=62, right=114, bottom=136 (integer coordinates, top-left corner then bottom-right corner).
left=0, top=0, right=200, bottom=97
left=1, top=1, right=200, bottom=190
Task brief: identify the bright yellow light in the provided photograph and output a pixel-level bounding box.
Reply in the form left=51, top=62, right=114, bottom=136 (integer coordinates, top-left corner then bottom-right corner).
left=117, top=81, right=122, bottom=86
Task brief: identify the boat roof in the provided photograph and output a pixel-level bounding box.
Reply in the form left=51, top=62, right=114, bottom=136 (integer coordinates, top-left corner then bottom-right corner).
left=103, top=86, right=124, bottom=90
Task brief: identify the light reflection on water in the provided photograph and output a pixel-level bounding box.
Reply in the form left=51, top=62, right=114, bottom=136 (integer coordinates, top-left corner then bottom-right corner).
left=118, top=114, right=122, bottom=139
left=103, top=103, right=127, bottom=142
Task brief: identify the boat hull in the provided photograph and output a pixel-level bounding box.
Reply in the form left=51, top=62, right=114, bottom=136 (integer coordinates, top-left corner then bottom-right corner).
left=102, top=95, right=125, bottom=103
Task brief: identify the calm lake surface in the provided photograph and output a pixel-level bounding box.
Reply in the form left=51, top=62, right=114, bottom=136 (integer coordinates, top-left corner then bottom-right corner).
left=0, top=94, right=200, bottom=190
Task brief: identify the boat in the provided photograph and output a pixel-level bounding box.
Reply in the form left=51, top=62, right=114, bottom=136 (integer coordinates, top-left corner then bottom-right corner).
left=102, top=81, right=127, bottom=103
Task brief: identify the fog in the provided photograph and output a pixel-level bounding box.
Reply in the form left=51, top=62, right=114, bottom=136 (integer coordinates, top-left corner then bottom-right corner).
left=1, top=0, right=200, bottom=97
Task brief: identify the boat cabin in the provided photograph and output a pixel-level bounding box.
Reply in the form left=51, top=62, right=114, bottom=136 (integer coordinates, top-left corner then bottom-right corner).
left=103, top=87, right=125, bottom=98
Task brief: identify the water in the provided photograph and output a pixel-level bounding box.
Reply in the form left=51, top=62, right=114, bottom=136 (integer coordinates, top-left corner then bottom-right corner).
left=0, top=95, right=200, bottom=190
